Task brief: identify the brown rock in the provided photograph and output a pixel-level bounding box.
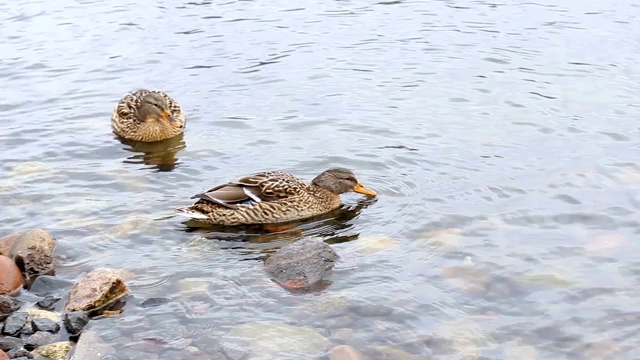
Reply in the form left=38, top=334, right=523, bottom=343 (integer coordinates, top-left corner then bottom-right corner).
left=64, top=268, right=129, bottom=314
left=0, top=255, right=23, bottom=296
left=0, top=349, right=9, bottom=360
left=0, top=295, right=21, bottom=321
left=0, top=229, right=56, bottom=282
left=329, top=345, right=366, bottom=360
left=264, top=238, right=339, bottom=290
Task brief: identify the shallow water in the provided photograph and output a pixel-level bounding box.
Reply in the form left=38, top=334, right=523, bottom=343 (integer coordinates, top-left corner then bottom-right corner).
left=2, top=0, right=640, bottom=358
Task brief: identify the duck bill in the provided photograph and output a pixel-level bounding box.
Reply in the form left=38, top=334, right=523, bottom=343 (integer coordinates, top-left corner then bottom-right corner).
left=353, top=183, right=377, bottom=196
left=163, top=111, right=181, bottom=128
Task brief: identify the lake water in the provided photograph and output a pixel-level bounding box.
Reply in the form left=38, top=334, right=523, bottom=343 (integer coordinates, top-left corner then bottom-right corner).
left=1, top=0, right=639, bottom=359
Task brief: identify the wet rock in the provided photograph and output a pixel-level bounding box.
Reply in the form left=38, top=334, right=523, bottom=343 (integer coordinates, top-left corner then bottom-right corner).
left=36, top=296, right=61, bottom=311
left=25, top=331, right=58, bottom=350
left=264, top=238, right=339, bottom=290
left=28, top=276, right=73, bottom=297
left=0, top=229, right=56, bottom=283
left=32, top=317, right=60, bottom=333
left=33, top=341, right=72, bottom=360
left=0, top=350, right=7, bottom=360
left=0, top=336, right=23, bottom=352
left=64, top=311, right=89, bottom=336
left=26, top=309, right=61, bottom=323
left=7, top=348, right=32, bottom=359
left=0, top=295, right=21, bottom=321
left=329, top=345, right=366, bottom=360
left=64, top=268, right=129, bottom=314
left=0, top=255, right=23, bottom=296
left=68, top=330, right=116, bottom=360
left=221, top=322, right=330, bottom=360
left=2, top=311, right=28, bottom=336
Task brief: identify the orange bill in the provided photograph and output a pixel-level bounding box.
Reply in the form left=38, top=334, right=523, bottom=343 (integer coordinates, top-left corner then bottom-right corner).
left=163, top=111, right=181, bottom=128
left=353, top=182, right=377, bottom=196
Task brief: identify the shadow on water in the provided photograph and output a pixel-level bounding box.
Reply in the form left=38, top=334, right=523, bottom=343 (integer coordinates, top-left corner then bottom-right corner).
left=115, top=133, right=187, bottom=172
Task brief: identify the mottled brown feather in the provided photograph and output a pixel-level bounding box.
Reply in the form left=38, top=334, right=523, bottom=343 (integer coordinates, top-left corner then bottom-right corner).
left=111, top=89, right=186, bottom=142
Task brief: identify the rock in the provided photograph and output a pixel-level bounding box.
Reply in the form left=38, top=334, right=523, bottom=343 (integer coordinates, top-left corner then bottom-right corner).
left=25, top=331, right=58, bottom=350
left=0, top=337, right=23, bottom=352
left=32, top=317, right=60, bottom=333
left=0, top=255, right=23, bottom=296
left=36, top=296, right=61, bottom=311
left=418, top=228, right=462, bottom=252
left=28, top=276, right=73, bottom=297
left=7, top=348, right=32, bottom=359
left=33, top=341, right=72, bottom=360
left=2, top=311, right=28, bottom=336
left=371, top=345, right=428, bottom=360
left=68, top=330, right=117, bottom=360
left=64, top=311, right=89, bottom=336
left=0, top=295, right=21, bottom=321
left=329, top=345, right=366, bottom=360
left=26, top=309, right=61, bottom=323
left=64, top=268, right=129, bottom=314
left=264, top=238, right=339, bottom=290
left=221, top=322, right=330, bottom=360
left=0, top=350, right=7, bottom=360
left=0, top=229, right=56, bottom=283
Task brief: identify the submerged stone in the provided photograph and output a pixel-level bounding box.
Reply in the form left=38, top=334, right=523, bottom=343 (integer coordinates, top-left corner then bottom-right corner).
left=221, top=322, right=330, bottom=360
left=36, top=296, right=61, bottom=311
left=264, top=238, right=339, bottom=290
left=29, top=276, right=73, bottom=297
left=329, top=345, right=366, bottom=360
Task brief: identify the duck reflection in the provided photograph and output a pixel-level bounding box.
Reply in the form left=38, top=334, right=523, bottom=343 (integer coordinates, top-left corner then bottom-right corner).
left=116, top=133, right=186, bottom=172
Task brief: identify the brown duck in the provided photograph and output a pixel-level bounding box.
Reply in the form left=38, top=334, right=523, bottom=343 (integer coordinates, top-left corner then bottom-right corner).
left=111, top=89, right=186, bottom=142
left=174, top=167, right=377, bottom=226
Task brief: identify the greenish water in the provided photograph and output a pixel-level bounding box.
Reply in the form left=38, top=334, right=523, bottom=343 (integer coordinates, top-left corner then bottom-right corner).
left=2, top=0, right=639, bottom=358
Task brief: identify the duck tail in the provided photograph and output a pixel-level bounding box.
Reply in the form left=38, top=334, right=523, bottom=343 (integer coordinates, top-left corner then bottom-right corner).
left=173, top=206, right=209, bottom=219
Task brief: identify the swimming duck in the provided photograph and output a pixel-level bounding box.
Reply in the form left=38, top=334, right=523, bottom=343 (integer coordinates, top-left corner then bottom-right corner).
left=111, top=89, right=186, bottom=142
left=174, top=167, right=377, bottom=225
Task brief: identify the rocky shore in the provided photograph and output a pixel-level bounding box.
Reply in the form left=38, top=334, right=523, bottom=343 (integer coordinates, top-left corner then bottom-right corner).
left=0, top=229, right=129, bottom=360
left=0, top=229, right=432, bottom=360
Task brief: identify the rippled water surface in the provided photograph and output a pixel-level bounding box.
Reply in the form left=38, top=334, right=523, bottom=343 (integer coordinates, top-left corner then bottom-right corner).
left=2, top=0, right=640, bottom=358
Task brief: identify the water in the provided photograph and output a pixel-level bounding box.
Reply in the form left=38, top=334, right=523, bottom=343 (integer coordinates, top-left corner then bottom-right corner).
left=1, top=0, right=639, bottom=358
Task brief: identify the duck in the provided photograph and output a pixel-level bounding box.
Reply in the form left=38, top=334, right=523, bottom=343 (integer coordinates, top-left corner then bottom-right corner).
left=111, top=89, right=186, bottom=142
left=174, top=167, right=377, bottom=226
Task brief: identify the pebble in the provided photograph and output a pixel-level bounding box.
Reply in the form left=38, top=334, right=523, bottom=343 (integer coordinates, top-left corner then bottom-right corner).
left=33, top=341, right=73, bottom=360
left=26, top=309, right=61, bottom=323
left=25, top=331, right=58, bottom=350
left=0, top=349, right=7, bottom=360
left=36, top=296, right=61, bottom=311
left=2, top=311, right=28, bottom=336
left=64, top=311, right=89, bottom=336
left=329, top=344, right=366, bottom=360
left=0, top=255, right=23, bottom=296
left=32, top=317, right=60, bottom=333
